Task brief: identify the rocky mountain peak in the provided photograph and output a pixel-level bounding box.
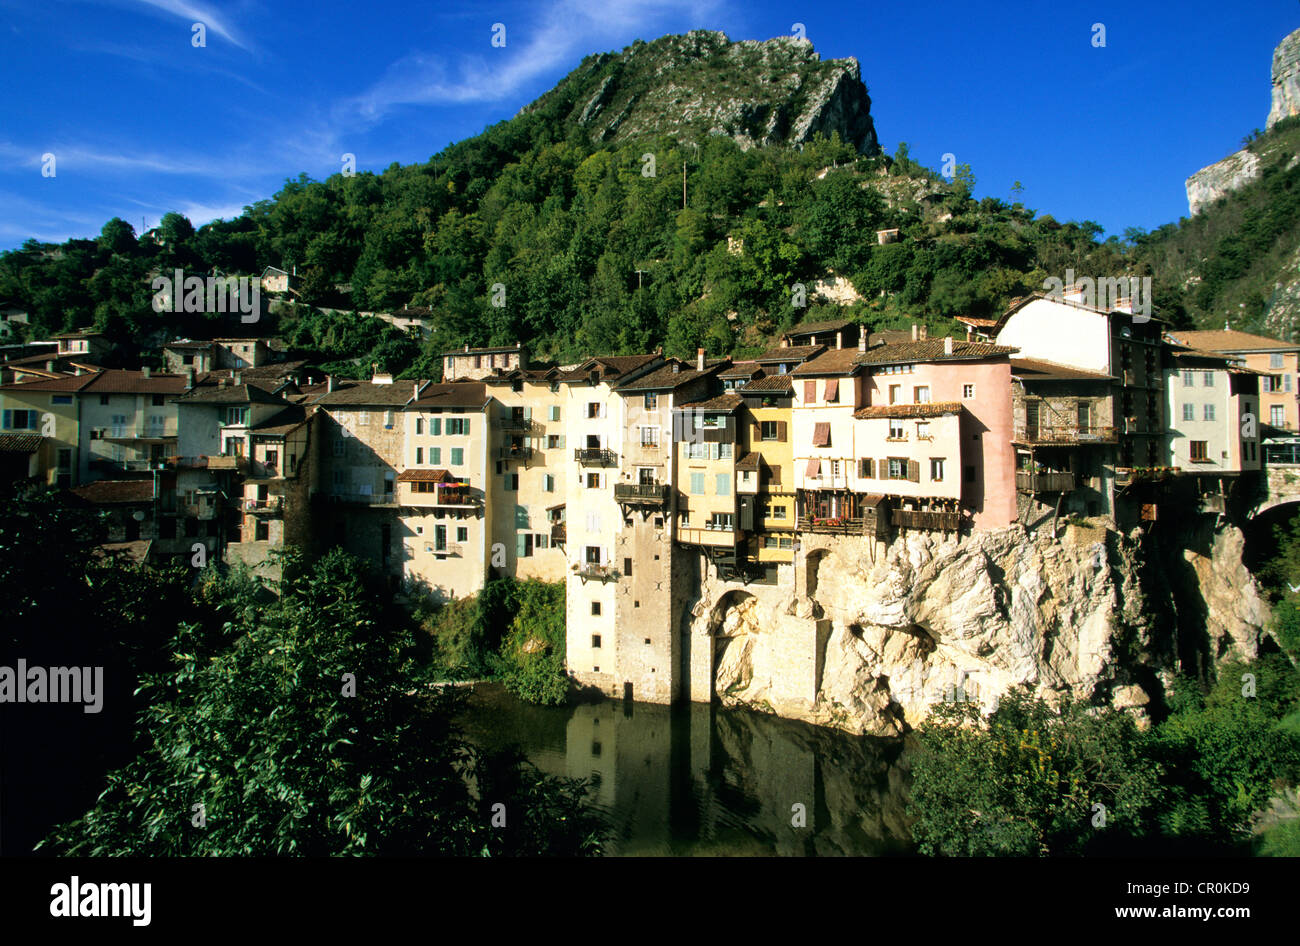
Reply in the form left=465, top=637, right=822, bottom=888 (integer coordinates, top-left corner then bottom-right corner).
left=1268, top=27, right=1300, bottom=128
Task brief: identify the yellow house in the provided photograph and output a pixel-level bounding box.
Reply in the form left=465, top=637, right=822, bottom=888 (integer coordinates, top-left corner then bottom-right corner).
left=736, top=374, right=795, bottom=565
left=673, top=393, right=743, bottom=578
left=0, top=373, right=95, bottom=486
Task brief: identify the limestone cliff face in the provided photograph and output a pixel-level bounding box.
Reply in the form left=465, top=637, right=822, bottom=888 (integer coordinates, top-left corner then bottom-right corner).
left=520, top=31, right=880, bottom=155
left=1268, top=28, right=1300, bottom=129
left=688, top=520, right=1270, bottom=736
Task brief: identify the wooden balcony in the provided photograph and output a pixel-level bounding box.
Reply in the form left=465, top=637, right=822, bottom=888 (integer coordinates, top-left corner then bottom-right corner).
left=1015, top=471, right=1076, bottom=493
left=550, top=523, right=566, bottom=544
left=677, top=524, right=741, bottom=547
left=401, top=485, right=480, bottom=508
left=498, top=445, right=534, bottom=462
left=891, top=508, right=961, bottom=531
left=613, top=482, right=670, bottom=505
left=797, top=516, right=865, bottom=535
left=574, top=447, right=617, bottom=467
left=1015, top=425, right=1117, bottom=445
left=244, top=497, right=283, bottom=516
left=499, top=416, right=536, bottom=432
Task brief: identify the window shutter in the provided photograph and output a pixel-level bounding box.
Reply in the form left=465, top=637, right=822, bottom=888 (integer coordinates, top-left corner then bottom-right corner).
left=558, top=434, right=565, bottom=449
left=463, top=418, right=471, bottom=435
left=804, top=380, right=816, bottom=403
left=825, top=378, right=839, bottom=402
left=880, top=458, right=888, bottom=480
left=523, top=406, right=532, bottom=419
left=752, top=420, right=761, bottom=440
left=516, top=534, right=527, bottom=558
left=431, top=418, right=441, bottom=436
left=777, top=421, right=787, bottom=442
left=907, top=459, right=920, bottom=482
left=549, top=405, right=560, bottom=422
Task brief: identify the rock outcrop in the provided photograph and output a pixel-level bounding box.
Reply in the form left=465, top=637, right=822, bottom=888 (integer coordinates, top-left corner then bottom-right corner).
left=1268, top=28, right=1300, bottom=129
left=520, top=31, right=880, bottom=155
left=686, top=519, right=1271, bottom=737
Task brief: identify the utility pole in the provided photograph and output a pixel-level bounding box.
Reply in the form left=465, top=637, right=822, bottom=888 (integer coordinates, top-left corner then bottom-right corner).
left=634, top=268, right=648, bottom=290
left=682, top=159, right=687, bottom=210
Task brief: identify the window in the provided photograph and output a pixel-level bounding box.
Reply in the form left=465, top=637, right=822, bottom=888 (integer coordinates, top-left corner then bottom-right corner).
left=803, top=380, right=816, bottom=403
left=761, top=421, right=778, bottom=441
left=717, top=443, right=733, bottom=460
left=505, top=473, right=519, bottom=491
left=446, top=417, right=469, bottom=436
left=2, top=409, right=37, bottom=430
left=1272, top=405, right=1286, bottom=426
left=690, top=473, right=705, bottom=494
left=962, top=383, right=975, bottom=399
left=99, top=394, right=110, bottom=406
left=430, top=418, right=442, bottom=436
left=623, top=557, right=632, bottom=576
left=549, top=405, right=561, bottom=422
left=764, top=504, right=787, bottom=519
left=1190, top=440, right=1208, bottom=461
left=592, top=633, right=602, bottom=646
left=1182, top=404, right=1194, bottom=422
left=544, top=474, right=555, bottom=492
left=888, top=419, right=904, bottom=440
left=687, top=441, right=708, bottom=460
left=1271, top=353, right=1284, bottom=369
left=415, top=447, right=423, bottom=464
left=517, top=533, right=533, bottom=557
left=644, top=393, right=657, bottom=409
left=858, top=457, right=874, bottom=478
left=1203, top=372, right=1214, bottom=386
left=450, top=447, right=464, bottom=465
left=537, top=534, right=548, bottom=549
left=587, top=402, right=600, bottom=419
left=358, top=411, right=369, bottom=425
left=223, top=406, right=248, bottom=426
left=640, top=426, right=658, bottom=446
left=824, top=378, right=839, bottom=402
left=916, top=421, right=931, bottom=440
left=434, top=525, right=447, bottom=552
left=716, top=474, right=730, bottom=495
left=889, top=384, right=901, bottom=404
left=52, top=395, right=72, bottom=405
left=1288, top=375, right=1294, bottom=393
left=384, top=410, right=394, bottom=429
left=255, top=520, right=270, bottom=541
left=914, top=386, right=931, bottom=404
left=931, top=458, right=945, bottom=481
left=430, top=447, right=441, bottom=464
left=415, top=418, right=423, bottom=435
left=1183, top=370, right=1195, bottom=387
left=457, top=527, right=468, bottom=542
left=1203, top=404, right=1215, bottom=421
left=585, top=472, right=601, bottom=488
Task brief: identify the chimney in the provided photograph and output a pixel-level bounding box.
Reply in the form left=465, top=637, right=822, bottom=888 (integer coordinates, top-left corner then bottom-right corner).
left=464, top=343, right=470, bottom=353
left=857, top=331, right=866, bottom=354
left=780, top=338, right=789, bottom=349
left=234, top=371, right=242, bottom=385
left=919, top=324, right=928, bottom=340
left=141, top=366, right=151, bottom=379
left=966, top=325, right=974, bottom=342
left=835, top=330, right=843, bottom=350
left=697, top=347, right=705, bottom=371
left=45, top=360, right=54, bottom=371
left=672, top=361, right=680, bottom=374
left=327, top=375, right=335, bottom=393
left=414, top=381, right=420, bottom=400
left=911, top=324, right=919, bottom=341
left=184, top=368, right=195, bottom=390
left=944, top=336, right=954, bottom=355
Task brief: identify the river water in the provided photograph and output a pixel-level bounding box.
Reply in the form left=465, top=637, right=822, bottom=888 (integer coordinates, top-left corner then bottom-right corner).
left=456, top=683, right=916, bottom=856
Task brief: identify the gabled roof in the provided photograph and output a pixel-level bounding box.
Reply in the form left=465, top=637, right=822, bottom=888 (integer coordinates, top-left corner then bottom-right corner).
left=854, top=401, right=963, bottom=420
left=676, top=392, right=743, bottom=413
left=163, top=339, right=215, bottom=350
left=80, top=369, right=191, bottom=395
left=396, top=468, right=463, bottom=483
left=1165, top=329, right=1300, bottom=354
left=955, top=316, right=999, bottom=328
left=70, top=479, right=155, bottom=504
left=314, top=380, right=422, bottom=408
left=177, top=381, right=288, bottom=405
left=411, top=382, right=490, bottom=409
left=739, top=374, right=794, bottom=393
left=0, top=373, right=100, bottom=393
left=854, top=339, right=1017, bottom=367
left=249, top=405, right=309, bottom=436
left=735, top=452, right=762, bottom=472
left=783, top=318, right=855, bottom=338
left=790, top=348, right=866, bottom=376
left=718, top=361, right=761, bottom=380
left=444, top=344, right=525, bottom=357
left=616, top=359, right=722, bottom=392
left=555, top=354, right=661, bottom=384
left=1010, top=358, right=1114, bottom=382
left=755, top=344, right=825, bottom=364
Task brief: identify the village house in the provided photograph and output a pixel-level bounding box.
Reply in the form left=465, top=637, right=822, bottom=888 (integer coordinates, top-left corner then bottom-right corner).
left=1163, top=345, right=1261, bottom=480
left=1164, top=328, right=1300, bottom=432
left=77, top=369, right=189, bottom=482
left=442, top=343, right=527, bottom=381
left=0, top=372, right=95, bottom=487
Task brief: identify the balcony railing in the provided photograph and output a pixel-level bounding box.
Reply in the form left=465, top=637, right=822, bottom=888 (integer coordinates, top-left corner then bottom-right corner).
left=499, top=416, right=537, bottom=432
left=92, top=426, right=177, bottom=441
left=550, top=523, right=566, bottom=544
left=430, top=543, right=463, bottom=557
left=1015, top=471, right=1076, bottom=493
left=574, top=563, right=619, bottom=583
left=402, top=486, right=480, bottom=507
left=245, top=497, right=283, bottom=515
left=1114, top=467, right=1178, bottom=487
left=330, top=491, right=398, bottom=506
left=1016, top=425, right=1117, bottom=444
left=613, top=482, right=670, bottom=505
left=676, top=524, right=740, bottom=546
left=574, top=447, right=617, bottom=466
left=498, top=445, right=534, bottom=461
left=891, top=508, right=962, bottom=531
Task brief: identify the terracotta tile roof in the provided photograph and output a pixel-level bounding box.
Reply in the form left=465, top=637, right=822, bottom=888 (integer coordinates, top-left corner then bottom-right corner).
left=718, top=361, right=761, bottom=379
left=735, top=452, right=762, bottom=472
left=395, top=468, right=462, bottom=483
left=411, top=382, right=489, bottom=409
left=867, top=330, right=914, bottom=347
left=616, top=360, right=721, bottom=392
left=92, top=540, right=152, bottom=564
left=1010, top=358, right=1114, bottom=381
left=0, top=373, right=99, bottom=393
left=178, top=381, right=289, bottom=405
left=163, top=340, right=214, bottom=350
left=955, top=316, right=999, bottom=328
left=314, top=380, right=422, bottom=407
left=755, top=344, right=825, bottom=363
left=0, top=433, right=42, bottom=453
left=556, top=354, right=661, bottom=383
left=249, top=405, right=308, bottom=436
left=790, top=348, right=865, bottom=376
left=80, top=369, right=191, bottom=395
left=739, top=374, right=794, bottom=393
left=677, top=392, right=743, bottom=412
left=444, top=344, right=525, bottom=356
left=70, top=479, right=155, bottom=504
left=784, top=318, right=855, bottom=337
left=854, top=339, right=1017, bottom=366
left=1165, top=329, right=1300, bottom=353
left=854, top=401, right=963, bottom=420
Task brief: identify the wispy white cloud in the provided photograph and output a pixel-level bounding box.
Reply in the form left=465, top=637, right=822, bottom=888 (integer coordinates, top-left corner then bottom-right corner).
left=341, top=0, right=724, bottom=125
left=0, top=141, right=269, bottom=180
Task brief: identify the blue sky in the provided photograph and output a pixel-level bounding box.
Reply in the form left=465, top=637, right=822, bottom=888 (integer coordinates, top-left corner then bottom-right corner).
left=0, top=0, right=1295, bottom=250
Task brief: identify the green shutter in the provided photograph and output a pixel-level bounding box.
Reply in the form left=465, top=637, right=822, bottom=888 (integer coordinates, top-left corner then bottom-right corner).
left=690, top=473, right=704, bottom=494
left=549, top=405, right=560, bottom=422
left=451, top=447, right=463, bottom=466
left=716, top=473, right=730, bottom=496
left=516, top=533, right=527, bottom=557
left=431, top=447, right=441, bottom=464
left=431, top=418, right=441, bottom=435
